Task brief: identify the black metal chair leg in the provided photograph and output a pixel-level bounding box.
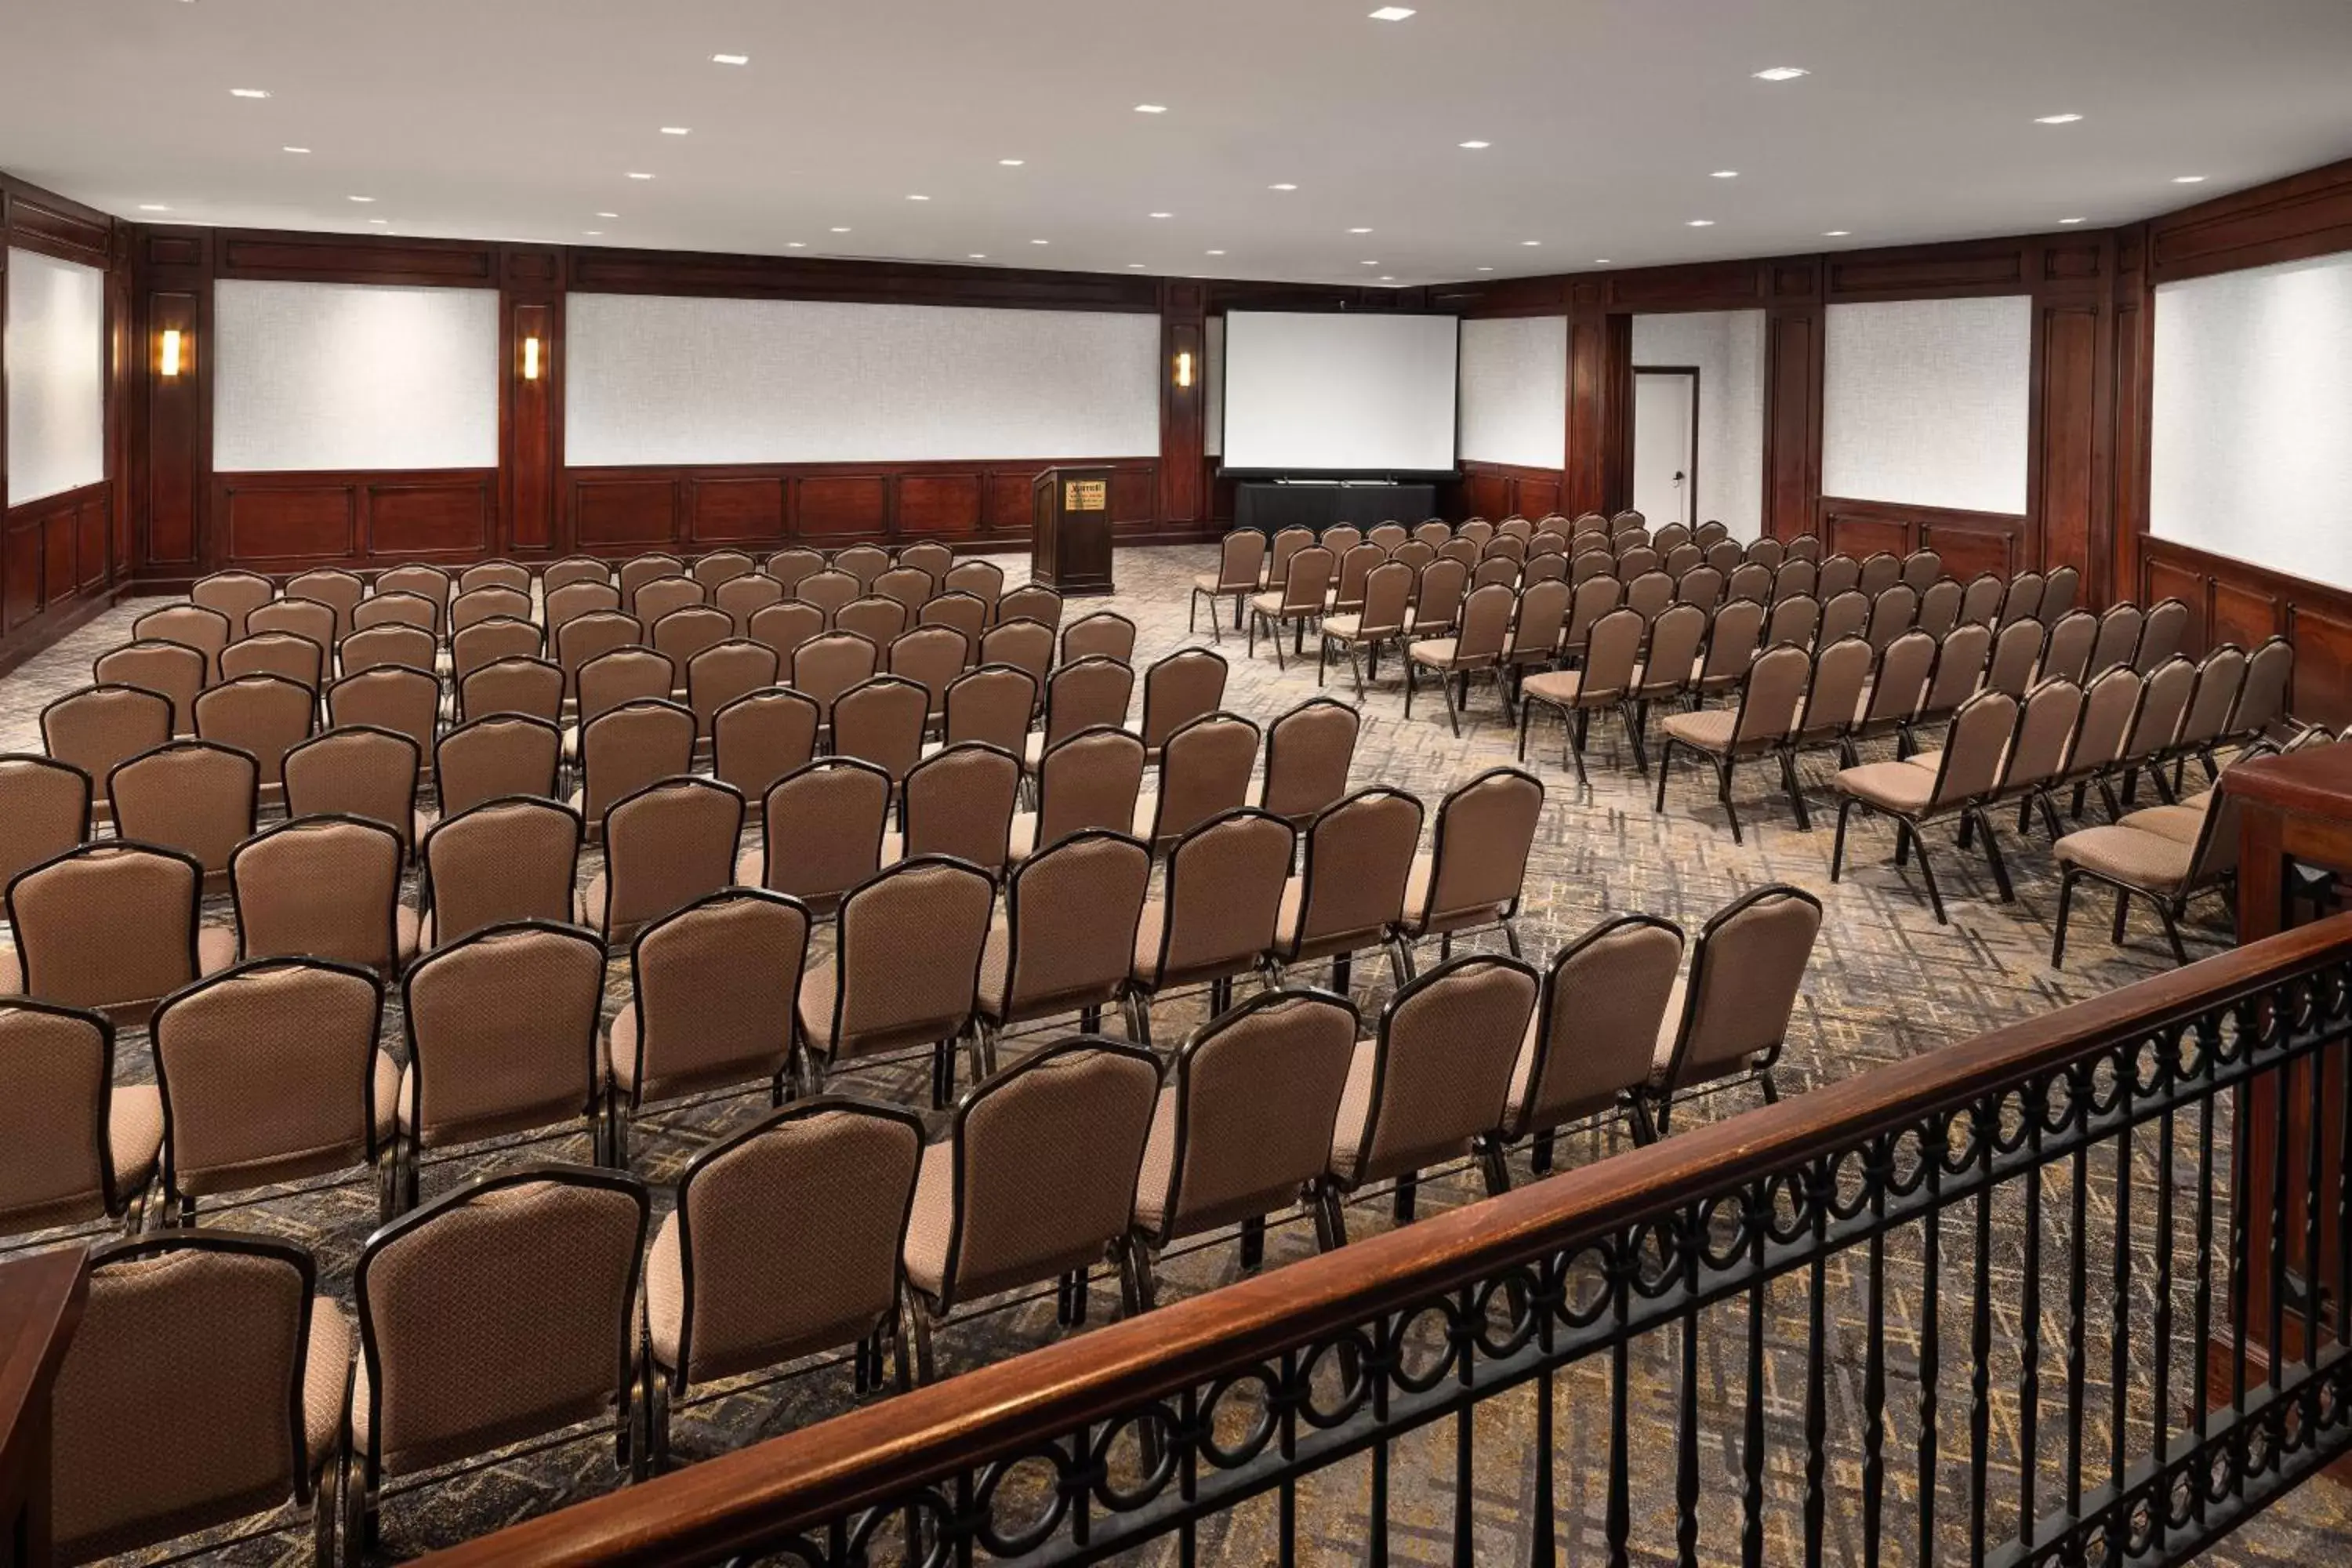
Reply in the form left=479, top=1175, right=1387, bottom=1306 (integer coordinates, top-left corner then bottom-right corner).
left=1974, top=811, right=2015, bottom=902
left=1780, top=750, right=1813, bottom=831
left=1914, top=834, right=1949, bottom=924
left=1717, top=756, right=1742, bottom=844
left=2158, top=902, right=2191, bottom=964
left=2052, top=868, right=2077, bottom=967
left=2112, top=887, right=2132, bottom=943
left=1831, top=798, right=1853, bottom=881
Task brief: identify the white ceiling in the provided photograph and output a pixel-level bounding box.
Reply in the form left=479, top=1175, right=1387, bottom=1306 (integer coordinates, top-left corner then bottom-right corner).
left=4, top=0, right=2350, bottom=288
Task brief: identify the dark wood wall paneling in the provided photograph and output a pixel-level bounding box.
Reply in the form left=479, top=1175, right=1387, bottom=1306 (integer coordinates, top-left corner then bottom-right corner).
left=0, top=172, right=129, bottom=673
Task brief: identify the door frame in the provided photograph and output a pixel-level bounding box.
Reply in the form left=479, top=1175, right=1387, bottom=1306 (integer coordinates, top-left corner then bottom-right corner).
left=1631, top=365, right=1701, bottom=528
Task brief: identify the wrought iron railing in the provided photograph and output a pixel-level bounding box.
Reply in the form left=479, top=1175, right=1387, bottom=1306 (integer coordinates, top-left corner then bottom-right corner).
left=419, top=915, right=2352, bottom=1568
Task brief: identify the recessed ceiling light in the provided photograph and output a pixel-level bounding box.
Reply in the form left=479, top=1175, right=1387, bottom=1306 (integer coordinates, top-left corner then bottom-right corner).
left=2172, top=174, right=2207, bottom=183
left=1207, top=249, right=1225, bottom=256
left=1031, top=238, right=1050, bottom=245
left=1475, top=266, right=1494, bottom=272
left=1149, top=212, right=1173, bottom=219
left=1823, top=230, right=1852, bottom=237
left=1751, top=66, right=1809, bottom=82
left=999, top=158, right=1025, bottom=166
left=968, top=252, right=986, bottom=259
left=367, top=218, right=389, bottom=226
left=830, top=226, right=851, bottom=233
left=584, top=230, right=603, bottom=236
left=626, top=172, right=655, bottom=180
left=347, top=194, right=374, bottom=202
left=1269, top=182, right=1298, bottom=191
left=1379, top=274, right=1396, bottom=281
left=1370, top=6, right=1416, bottom=19
left=711, top=53, right=750, bottom=65
left=2034, top=113, right=2084, bottom=125
left=1522, top=239, right=1541, bottom=246
left=281, top=146, right=310, bottom=154
left=138, top=204, right=171, bottom=212
left=1129, top=263, right=1147, bottom=268
left=660, top=126, right=691, bottom=136
left=1348, top=227, right=1372, bottom=234
left=597, top=211, right=619, bottom=218
left=230, top=88, right=270, bottom=99
left=1711, top=170, right=1740, bottom=180
left=908, top=194, right=930, bottom=201
left=1686, top=218, right=1715, bottom=227
left=2059, top=216, right=2087, bottom=225
left=1458, top=140, right=1491, bottom=150
left=1362, top=260, right=1379, bottom=266
left=1134, top=103, right=1168, bottom=114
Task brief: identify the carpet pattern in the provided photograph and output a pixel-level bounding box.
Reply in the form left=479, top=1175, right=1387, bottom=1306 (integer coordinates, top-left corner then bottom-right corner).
left=3, top=545, right=2345, bottom=1565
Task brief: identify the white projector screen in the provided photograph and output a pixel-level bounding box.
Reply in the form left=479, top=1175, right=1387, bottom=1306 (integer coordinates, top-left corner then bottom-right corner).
left=1822, top=296, right=2031, bottom=514
left=5, top=248, right=107, bottom=506
left=213, top=280, right=501, bottom=472
left=2151, top=251, right=2352, bottom=590
left=564, top=295, right=1160, bottom=466
left=1220, top=311, right=1460, bottom=473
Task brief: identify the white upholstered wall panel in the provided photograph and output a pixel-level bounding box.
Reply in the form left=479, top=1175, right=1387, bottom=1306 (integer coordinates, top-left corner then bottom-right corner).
left=1204, top=314, right=1223, bottom=458
left=1457, top=316, right=1566, bottom=470
left=1630, top=310, right=1766, bottom=539
left=5, top=249, right=107, bottom=506
left=1822, top=296, right=2031, bottom=515
left=564, top=294, right=1160, bottom=466
left=212, top=280, right=499, bottom=473
left=2151, top=251, right=2352, bottom=590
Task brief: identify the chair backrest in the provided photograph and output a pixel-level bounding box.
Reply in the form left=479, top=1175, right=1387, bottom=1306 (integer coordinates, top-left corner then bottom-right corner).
left=612, top=886, right=809, bottom=1112
left=2230, top=636, right=2296, bottom=739
left=450, top=617, right=544, bottom=682
left=436, top=714, right=561, bottom=816
left=942, top=558, right=1005, bottom=612
left=1816, top=554, right=1861, bottom=600
left=1653, top=522, right=1692, bottom=554
left=133, top=604, right=233, bottom=681
left=151, top=957, right=385, bottom=1199
left=688, top=639, right=783, bottom=740
left=1277, top=546, right=1336, bottom=615
left=1328, top=543, right=1385, bottom=612
left=895, top=539, right=955, bottom=586
left=459, top=560, right=534, bottom=596
left=1899, top=550, right=1944, bottom=593
left=2080, top=603, right=2144, bottom=681
left=2064, top=666, right=2145, bottom=776
left=52, top=1232, right=325, bottom=1561
left=556, top=610, right=644, bottom=700
left=2136, top=598, right=2192, bottom=673
left=2176, top=644, right=2249, bottom=748
left=823, top=856, right=996, bottom=1062
left=546, top=579, right=623, bottom=633
left=1729, top=644, right=1812, bottom=747
left=836, top=595, right=909, bottom=647
left=451, top=584, right=532, bottom=634
left=1999, top=677, right=2085, bottom=792
left=1258, top=697, right=1362, bottom=825
left=1446, top=581, right=1515, bottom=662
left=1061, top=609, right=1138, bottom=665
left=245, top=596, right=337, bottom=652
left=1573, top=608, right=1645, bottom=700
left=2038, top=564, right=2081, bottom=619
left=652, top=604, right=735, bottom=670
left=1286, top=787, right=1423, bottom=960
left=2039, top=610, right=2099, bottom=685
left=1145, top=809, right=1296, bottom=989
left=1915, top=577, right=1964, bottom=641
left=918, top=590, right=989, bottom=648
left=1727, top=561, right=1775, bottom=604
left=337, top=622, right=437, bottom=682
left=1675, top=564, right=1725, bottom=612
left=1409, top=557, right=1470, bottom=636
left=942, top=663, right=1038, bottom=754
left=1633, top=604, right=1708, bottom=700
left=978, top=617, right=1055, bottom=688
left=353, top=1167, right=647, bottom=1479
left=1919, top=622, right=1991, bottom=717
left=1414, top=768, right=1542, bottom=931
left=1512, top=916, right=1686, bottom=1137
left=576, top=645, right=676, bottom=728
left=1815, top=589, right=1869, bottom=648
left=1857, top=552, right=1902, bottom=597
left=1208, top=530, right=1268, bottom=593
left=1656, top=886, right=1822, bottom=1094
left=759, top=758, right=892, bottom=908
left=543, top=557, right=614, bottom=595
left=886, top=626, right=969, bottom=718
left=352, top=590, right=439, bottom=637
left=791, top=631, right=880, bottom=718
left=928, top=1041, right=1160, bottom=1311
left=6, top=842, right=202, bottom=1016
left=420, top=797, right=583, bottom=947
left=663, top=1098, right=924, bottom=1385
left=2125, top=656, right=2198, bottom=760
left=1471, top=556, right=1520, bottom=590
left=191, top=572, right=275, bottom=639
left=227, top=794, right=407, bottom=967
left=872, top=566, right=935, bottom=615
left=1958, top=572, right=2007, bottom=626
left=285, top=568, right=365, bottom=641
left=1412, top=520, right=1453, bottom=549
left=1922, top=689, right=2022, bottom=809
left=829, top=675, right=931, bottom=785
left=1770, top=557, right=1818, bottom=605
left=281, top=724, right=419, bottom=849
left=691, top=550, right=756, bottom=591
left=715, top=572, right=786, bottom=634
left=1148, top=713, right=1262, bottom=847
left=1044, top=648, right=1134, bottom=747
left=1000, top=583, right=1065, bottom=629
left=1999, top=571, right=2047, bottom=627
left=1036, top=726, right=1149, bottom=846
left=1697, top=599, right=1768, bottom=686
left=1762, top=593, right=1820, bottom=651
left=94, top=641, right=205, bottom=734
left=1267, top=527, right=1316, bottom=586
left=1785, top=533, right=1822, bottom=562
left=0, top=753, right=91, bottom=895
left=108, top=740, right=257, bottom=878
left=712, top=685, right=822, bottom=806
left=1794, top=637, right=1875, bottom=741
left=376, top=564, right=452, bottom=619
left=1506, top=578, right=1572, bottom=659
left=993, top=829, right=1152, bottom=1022
left=1334, top=955, right=1539, bottom=1188
left=459, top=655, right=564, bottom=726
left=1621, top=568, right=1673, bottom=623
left=219, top=630, right=325, bottom=691
left=902, top=743, right=1022, bottom=870
left=0, top=1000, right=124, bottom=1233
left=402, top=923, right=605, bottom=1149
left=597, top=777, right=745, bottom=942
left=1864, top=583, right=1918, bottom=648
left=1985, top=617, right=2047, bottom=696
left=795, top=568, right=862, bottom=622
left=1142, top=989, right=1359, bottom=1246
left=191, top=674, right=314, bottom=789
left=1138, top=648, right=1229, bottom=751
left=619, top=554, right=688, bottom=612
left=747, top=599, right=828, bottom=667
left=1392, top=539, right=1439, bottom=572
left=1857, top=630, right=1938, bottom=729
left=1560, top=574, right=1625, bottom=654
left=763, top=547, right=826, bottom=592
left=579, top=699, right=696, bottom=828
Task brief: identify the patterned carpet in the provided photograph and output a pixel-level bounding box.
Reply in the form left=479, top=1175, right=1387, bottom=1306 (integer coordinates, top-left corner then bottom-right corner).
left=4, top=545, right=2346, bottom=1566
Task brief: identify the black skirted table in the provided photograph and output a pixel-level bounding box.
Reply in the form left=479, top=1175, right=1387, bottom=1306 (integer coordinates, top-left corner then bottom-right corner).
left=1232, top=481, right=1439, bottom=535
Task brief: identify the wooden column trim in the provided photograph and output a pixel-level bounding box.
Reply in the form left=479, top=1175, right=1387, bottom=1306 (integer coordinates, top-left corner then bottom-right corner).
left=1158, top=281, right=1206, bottom=530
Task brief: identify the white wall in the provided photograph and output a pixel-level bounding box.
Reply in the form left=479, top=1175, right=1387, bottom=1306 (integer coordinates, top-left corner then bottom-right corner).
left=213, top=280, right=501, bottom=472
left=2151, top=250, right=2352, bottom=590
left=1457, top=315, right=1567, bottom=470
left=564, top=294, right=1160, bottom=466
left=1630, top=310, right=1765, bottom=539
left=5, top=248, right=107, bottom=506
left=1822, top=296, right=2031, bottom=515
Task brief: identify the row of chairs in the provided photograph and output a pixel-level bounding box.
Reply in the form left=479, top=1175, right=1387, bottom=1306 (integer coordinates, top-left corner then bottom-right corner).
left=29, top=879, right=1823, bottom=1566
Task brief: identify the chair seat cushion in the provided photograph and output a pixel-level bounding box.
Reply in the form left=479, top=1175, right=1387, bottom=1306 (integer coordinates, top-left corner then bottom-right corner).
left=1835, top=760, right=1936, bottom=812
left=107, top=1082, right=165, bottom=1197
left=975, top=927, right=1011, bottom=1016
left=2120, top=803, right=2206, bottom=844
left=1129, top=1085, right=1181, bottom=1234
left=0, top=944, right=16, bottom=998
left=1520, top=670, right=1585, bottom=703
left=902, top=1141, right=956, bottom=1300
left=797, top=960, right=840, bottom=1052
left=1410, top=638, right=1460, bottom=668
left=1129, top=902, right=1167, bottom=985
left=304, top=1301, right=352, bottom=1471
left=1659, top=710, right=1737, bottom=750
left=1193, top=572, right=1239, bottom=594
left=1325, top=1036, right=1381, bottom=1184
left=2054, top=825, right=2192, bottom=891
left=1248, top=591, right=1288, bottom=616
left=644, top=1211, right=685, bottom=1370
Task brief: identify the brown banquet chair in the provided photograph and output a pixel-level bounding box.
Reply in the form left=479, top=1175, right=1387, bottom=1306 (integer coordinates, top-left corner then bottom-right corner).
left=0, top=998, right=160, bottom=1240
left=5, top=842, right=234, bottom=1022
left=1124, top=808, right=1294, bottom=1044
left=281, top=725, right=423, bottom=856
left=746, top=757, right=892, bottom=913
left=1641, top=886, right=1820, bottom=1137
left=971, top=826, right=1153, bottom=1070
left=230, top=814, right=418, bottom=976
left=713, top=686, right=822, bottom=818
left=579, top=776, right=744, bottom=950
left=0, top=753, right=92, bottom=896
left=191, top=570, right=276, bottom=640
left=797, top=855, right=995, bottom=1105
left=107, top=740, right=258, bottom=893
left=44, top=683, right=173, bottom=822
left=95, top=641, right=205, bottom=736
left=417, top=796, right=583, bottom=950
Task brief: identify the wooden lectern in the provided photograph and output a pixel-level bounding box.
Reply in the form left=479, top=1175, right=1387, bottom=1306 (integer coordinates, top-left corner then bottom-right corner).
left=1031, top=466, right=1116, bottom=597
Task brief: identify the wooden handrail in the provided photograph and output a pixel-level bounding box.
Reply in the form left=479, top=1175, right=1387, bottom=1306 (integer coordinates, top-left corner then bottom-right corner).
left=420, top=913, right=2352, bottom=1568
left=0, top=1247, right=89, bottom=1568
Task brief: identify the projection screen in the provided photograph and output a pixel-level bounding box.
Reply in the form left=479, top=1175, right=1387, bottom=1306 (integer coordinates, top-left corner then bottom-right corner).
left=1220, top=311, right=1460, bottom=473
left=5, top=248, right=107, bottom=506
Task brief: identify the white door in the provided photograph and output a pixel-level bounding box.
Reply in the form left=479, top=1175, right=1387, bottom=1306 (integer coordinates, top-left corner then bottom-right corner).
left=1632, top=370, right=1697, bottom=528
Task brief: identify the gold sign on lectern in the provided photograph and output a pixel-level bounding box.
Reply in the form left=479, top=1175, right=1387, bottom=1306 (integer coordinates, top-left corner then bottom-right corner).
left=1063, top=479, right=1108, bottom=511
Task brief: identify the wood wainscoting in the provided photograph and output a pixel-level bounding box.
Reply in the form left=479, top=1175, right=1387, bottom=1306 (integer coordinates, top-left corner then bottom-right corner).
left=0, top=481, right=119, bottom=674
left=2140, top=536, right=2352, bottom=731
left=1817, top=497, right=2028, bottom=583
left=210, top=469, right=499, bottom=574
left=1457, top=461, right=1567, bottom=522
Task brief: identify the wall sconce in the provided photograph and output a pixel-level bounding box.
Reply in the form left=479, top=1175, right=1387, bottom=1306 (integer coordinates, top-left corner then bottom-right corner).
left=521, top=336, right=543, bottom=381
left=160, top=328, right=185, bottom=378
left=1175, top=350, right=1193, bottom=389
